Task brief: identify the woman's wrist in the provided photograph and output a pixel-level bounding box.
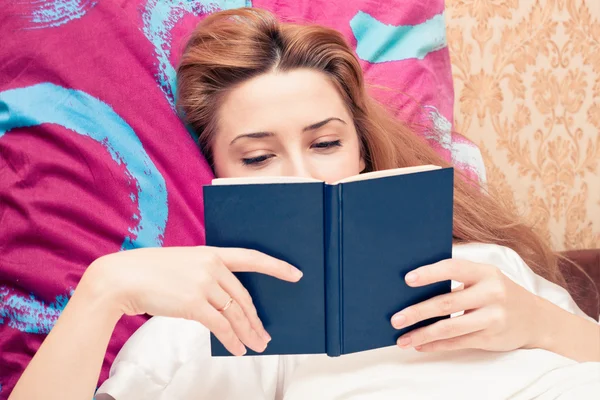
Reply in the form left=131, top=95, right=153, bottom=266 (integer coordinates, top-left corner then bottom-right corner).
left=531, top=296, right=600, bottom=362
left=76, top=257, right=127, bottom=322
left=529, top=295, right=562, bottom=351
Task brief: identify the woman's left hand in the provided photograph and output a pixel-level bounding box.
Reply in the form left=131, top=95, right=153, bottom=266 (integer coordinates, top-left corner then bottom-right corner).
left=392, top=259, right=546, bottom=353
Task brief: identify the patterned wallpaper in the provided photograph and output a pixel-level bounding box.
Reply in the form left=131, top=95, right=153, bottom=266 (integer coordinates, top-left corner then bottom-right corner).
left=446, top=0, right=600, bottom=250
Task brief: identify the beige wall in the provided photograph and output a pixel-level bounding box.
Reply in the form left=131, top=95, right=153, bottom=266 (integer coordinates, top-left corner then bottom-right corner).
left=446, top=0, right=600, bottom=250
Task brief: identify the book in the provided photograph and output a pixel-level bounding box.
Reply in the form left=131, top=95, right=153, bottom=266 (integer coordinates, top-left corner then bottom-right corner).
left=203, top=165, right=454, bottom=357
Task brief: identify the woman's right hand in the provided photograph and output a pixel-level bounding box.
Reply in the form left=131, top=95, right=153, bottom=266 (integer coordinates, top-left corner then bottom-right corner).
left=81, top=246, right=303, bottom=356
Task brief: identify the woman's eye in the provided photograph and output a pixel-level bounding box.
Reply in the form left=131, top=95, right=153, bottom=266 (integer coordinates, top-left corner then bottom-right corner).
left=242, top=154, right=274, bottom=166
left=311, top=140, right=342, bottom=150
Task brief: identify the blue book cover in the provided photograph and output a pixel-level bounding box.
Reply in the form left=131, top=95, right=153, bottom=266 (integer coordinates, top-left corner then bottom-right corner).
left=204, top=166, right=453, bottom=357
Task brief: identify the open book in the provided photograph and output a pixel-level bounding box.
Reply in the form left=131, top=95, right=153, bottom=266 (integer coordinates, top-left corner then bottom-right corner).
left=204, top=165, right=454, bottom=356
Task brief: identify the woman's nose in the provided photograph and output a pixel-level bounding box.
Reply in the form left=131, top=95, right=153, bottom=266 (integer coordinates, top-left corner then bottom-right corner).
left=282, top=158, right=313, bottom=179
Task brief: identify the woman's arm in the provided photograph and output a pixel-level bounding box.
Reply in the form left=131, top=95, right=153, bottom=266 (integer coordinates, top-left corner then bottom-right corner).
left=391, top=244, right=600, bottom=362
left=8, top=247, right=301, bottom=400
left=9, top=266, right=123, bottom=399
left=536, top=297, right=600, bottom=362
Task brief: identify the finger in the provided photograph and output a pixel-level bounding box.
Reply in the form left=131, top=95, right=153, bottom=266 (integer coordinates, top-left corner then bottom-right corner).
left=391, top=285, right=485, bottom=329
left=215, top=267, right=271, bottom=343
left=210, top=247, right=303, bottom=282
left=452, top=283, right=465, bottom=292
left=404, top=259, right=495, bottom=288
left=414, top=331, right=484, bottom=352
left=193, top=303, right=246, bottom=356
left=207, top=284, right=267, bottom=353
left=221, top=297, right=268, bottom=353
left=397, top=310, right=488, bottom=349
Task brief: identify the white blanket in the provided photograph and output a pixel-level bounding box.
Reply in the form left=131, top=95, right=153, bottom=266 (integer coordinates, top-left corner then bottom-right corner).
left=97, top=243, right=600, bottom=399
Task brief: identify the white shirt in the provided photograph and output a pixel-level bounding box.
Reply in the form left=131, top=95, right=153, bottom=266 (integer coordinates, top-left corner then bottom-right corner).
left=97, top=243, right=600, bottom=399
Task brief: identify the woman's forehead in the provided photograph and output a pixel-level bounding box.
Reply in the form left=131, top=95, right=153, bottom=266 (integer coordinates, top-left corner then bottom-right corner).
left=216, top=69, right=351, bottom=138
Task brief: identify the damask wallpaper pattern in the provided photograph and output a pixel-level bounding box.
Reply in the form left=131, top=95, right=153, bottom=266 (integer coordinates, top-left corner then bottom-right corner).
left=446, top=0, right=600, bottom=250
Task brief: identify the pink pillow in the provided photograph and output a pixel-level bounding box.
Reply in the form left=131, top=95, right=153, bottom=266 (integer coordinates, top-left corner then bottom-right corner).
left=0, top=0, right=483, bottom=397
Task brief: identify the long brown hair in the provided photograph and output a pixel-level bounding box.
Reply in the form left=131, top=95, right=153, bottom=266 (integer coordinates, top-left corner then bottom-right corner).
left=176, top=8, right=567, bottom=288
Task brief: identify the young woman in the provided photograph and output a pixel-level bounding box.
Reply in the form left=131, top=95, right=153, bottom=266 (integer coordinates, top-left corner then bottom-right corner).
left=10, top=8, right=600, bottom=400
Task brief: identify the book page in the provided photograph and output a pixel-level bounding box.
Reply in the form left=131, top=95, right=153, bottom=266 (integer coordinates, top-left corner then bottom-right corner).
left=211, top=165, right=441, bottom=185
left=212, top=176, right=322, bottom=185
left=333, top=165, right=441, bottom=184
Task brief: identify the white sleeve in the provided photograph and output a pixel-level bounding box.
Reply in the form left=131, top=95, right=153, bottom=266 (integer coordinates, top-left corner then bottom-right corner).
left=281, top=244, right=600, bottom=400
left=96, top=317, right=280, bottom=400
left=452, top=243, right=597, bottom=322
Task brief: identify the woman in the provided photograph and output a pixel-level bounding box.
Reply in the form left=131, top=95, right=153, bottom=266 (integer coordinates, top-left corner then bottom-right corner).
left=9, top=8, right=600, bottom=400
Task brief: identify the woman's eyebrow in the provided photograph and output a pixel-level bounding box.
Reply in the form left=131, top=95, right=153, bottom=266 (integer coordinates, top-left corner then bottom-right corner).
left=302, top=117, right=346, bottom=132
left=230, top=117, right=346, bottom=145
left=230, top=131, right=274, bottom=145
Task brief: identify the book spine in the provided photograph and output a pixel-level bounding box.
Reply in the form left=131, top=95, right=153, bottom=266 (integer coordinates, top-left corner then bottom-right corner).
left=324, top=184, right=342, bottom=357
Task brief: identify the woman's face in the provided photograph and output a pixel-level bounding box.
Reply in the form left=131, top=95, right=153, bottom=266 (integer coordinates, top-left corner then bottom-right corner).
left=212, top=69, right=365, bottom=182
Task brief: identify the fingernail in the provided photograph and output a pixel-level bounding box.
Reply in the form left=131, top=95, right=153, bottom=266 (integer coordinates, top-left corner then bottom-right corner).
left=391, top=314, right=406, bottom=328
left=238, top=344, right=247, bottom=356
left=415, top=346, right=422, bottom=351
left=405, top=272, right=418, bottom=283
left=262, top=330, right=272, bottom=343
left=252, top=330, right=268, bottom=350
left=292, top=267, right=303, bottom=280
left=397, top=336, right=411, bottom=347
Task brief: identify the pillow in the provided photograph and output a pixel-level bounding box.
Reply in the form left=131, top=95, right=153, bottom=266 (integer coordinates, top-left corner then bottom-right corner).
left=0, top=0, right=484, bottom=397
